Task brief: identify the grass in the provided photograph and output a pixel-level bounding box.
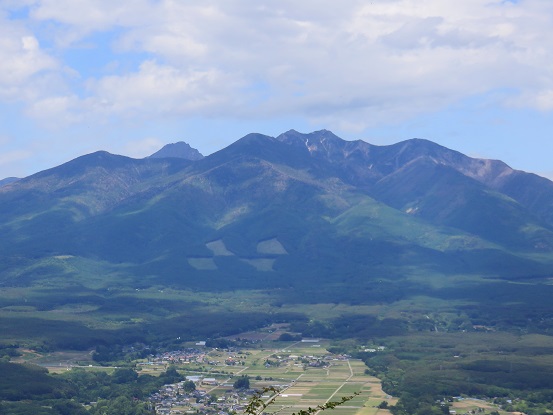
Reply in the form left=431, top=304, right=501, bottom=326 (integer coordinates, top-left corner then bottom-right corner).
left=331, top=196, right=497, bottom=253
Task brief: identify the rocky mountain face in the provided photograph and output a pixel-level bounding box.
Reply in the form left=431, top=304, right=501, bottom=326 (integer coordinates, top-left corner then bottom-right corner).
left=1, top=130, right=552, bottom=291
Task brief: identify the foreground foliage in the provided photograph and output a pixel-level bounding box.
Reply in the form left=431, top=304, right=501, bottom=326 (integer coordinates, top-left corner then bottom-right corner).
left=244, top=387, right=360, bottom=415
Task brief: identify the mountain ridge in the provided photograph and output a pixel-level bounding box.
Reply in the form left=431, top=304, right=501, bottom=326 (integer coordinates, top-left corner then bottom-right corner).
left=1, top=130, right=553, bottom=288
left=3, top=129, right=553, bottom=357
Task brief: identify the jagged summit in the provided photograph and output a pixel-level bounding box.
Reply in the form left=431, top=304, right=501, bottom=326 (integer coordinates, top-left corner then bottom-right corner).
left=149, top=141, right=204, bottom=160
left=276, top=129, right=342, bottom=144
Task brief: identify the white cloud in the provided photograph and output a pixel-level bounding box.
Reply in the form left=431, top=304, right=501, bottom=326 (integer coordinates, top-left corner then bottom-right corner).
left=27, top=0, right=155, bottom=46
left=85, top=60, right=241, bottom=117
left=2, top=0, right=553, bottom=131
left=0, top=149, right=32, bottom=166
left=0, top=16, right=58, bottom=100
left=25, top=95, right=82, bottom=126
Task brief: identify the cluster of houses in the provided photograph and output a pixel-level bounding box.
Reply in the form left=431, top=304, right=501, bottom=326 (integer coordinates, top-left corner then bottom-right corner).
left=149, top=380, right=260, bottom=415
left=140, top=348, right=208, bottom=366
left=263, top=352, right=344, bottom=369
left=361, top=346, right=386, bottom=353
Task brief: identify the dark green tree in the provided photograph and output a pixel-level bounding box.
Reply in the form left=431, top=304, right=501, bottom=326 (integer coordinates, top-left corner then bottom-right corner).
left=182, top=380, right=196, bottom=392
left=112, top=368, right=138, bottom=384
left=233, top=375, right=250, bottom=389
left=377, top=401, right=389, bottom=409
left=158, top=366, right=183, bottom=384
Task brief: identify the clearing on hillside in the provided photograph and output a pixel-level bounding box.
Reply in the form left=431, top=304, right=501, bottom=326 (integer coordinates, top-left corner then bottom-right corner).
left=206, top=239, right=235, bottom=256
left=257, top=238, right=288, bottom=255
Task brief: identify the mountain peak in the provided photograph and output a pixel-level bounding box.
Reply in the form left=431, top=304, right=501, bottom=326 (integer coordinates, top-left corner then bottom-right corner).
left=149, top=141, right=204, bottom=160
left=0, top=177, right=19, bottom=188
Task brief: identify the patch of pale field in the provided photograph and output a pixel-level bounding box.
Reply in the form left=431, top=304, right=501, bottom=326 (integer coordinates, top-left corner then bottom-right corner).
left=281, top=386, right=311, bottom=394
left=451, top=399, right=499, bottom=412
left=50, top=304, right=100, bottom=313
left=187, top=257, right=218, bottom=270
left=47, top=365, right=115, bottom=375
left=325, top=408, right=365, bottom=415
left=350, top=360, right=369, bottom=373
left=205, top=239, right=234, bottom=256
left=226, top=323, right=292, bottom=341
left=363, top=378, right=394, bottom=401
left=349, top=407, right=393, bottom=415
left=349, top=374, right=373, bottom=382
left=276, top=394, right=306, bottom=403
left=228, top=331, right=269, bottom=341
left=257, top=238, right=288, bottom=255
left=303, top=387, right=345, bottom=399
left=13, top=349, right=94, bottom=365
left=240, top=258, right=275, bottom=271
left=336, top=382, right=366, bottom=394
left=328, top=366, right=353, bottom=377
left=46, top=367, right=74, bottom=374
left=300, top=372, right=333, bottom=381
left=286, top=364, right=305, bottom=374
left=288, top=343, right=332, bottom=353
left=138, top=366, right=167, bottom=375
left=10, top=349, right=42, bottom=364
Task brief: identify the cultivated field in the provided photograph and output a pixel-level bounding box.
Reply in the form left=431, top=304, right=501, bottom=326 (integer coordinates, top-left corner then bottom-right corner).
left=169, top=340, right=398, bottom=415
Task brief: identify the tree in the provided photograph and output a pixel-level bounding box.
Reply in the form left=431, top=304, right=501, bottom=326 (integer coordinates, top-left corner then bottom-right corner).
left=377, top=401, right=389, bottom=409
left=89, top=396, right=150, bottom=415
left=53, top=400, right=89, bottom=415
left=112, top=368, right=138, bottom=384
left=159, top=366, right=183, bottom=384
left=182, top=380, right=196, bottom=392
left=233, top=375, right=250, bottom=389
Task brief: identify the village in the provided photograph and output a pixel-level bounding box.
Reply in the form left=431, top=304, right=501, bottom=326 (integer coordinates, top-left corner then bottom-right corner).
left=150, top=381, right=257, bottom=415
left=141, top=336, right=506, bottom=415
left=144, top=342, right=355, bottom=415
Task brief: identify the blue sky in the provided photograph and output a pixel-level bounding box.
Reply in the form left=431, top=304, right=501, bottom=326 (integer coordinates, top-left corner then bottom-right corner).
left=1, top=0, right=553, bottom=179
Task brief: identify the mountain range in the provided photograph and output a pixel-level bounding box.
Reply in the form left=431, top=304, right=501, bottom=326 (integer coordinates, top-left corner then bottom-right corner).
left=2, top=129, right=553, bottom=347
left=2, top=129, right=553, bottom=282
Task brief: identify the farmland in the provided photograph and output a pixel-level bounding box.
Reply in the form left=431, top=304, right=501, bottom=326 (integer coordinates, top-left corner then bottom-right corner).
left=143, top=339, right=396, bottom=415
left=2, top=323, right=526, bottom=415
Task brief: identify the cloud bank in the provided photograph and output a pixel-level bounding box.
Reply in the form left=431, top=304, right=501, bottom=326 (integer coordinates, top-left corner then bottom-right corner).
left=0, top=0, right=551, bottom=131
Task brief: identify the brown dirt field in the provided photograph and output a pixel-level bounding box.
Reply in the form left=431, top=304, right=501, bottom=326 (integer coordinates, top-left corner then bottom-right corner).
left=451, top=398, right=501, bottom=414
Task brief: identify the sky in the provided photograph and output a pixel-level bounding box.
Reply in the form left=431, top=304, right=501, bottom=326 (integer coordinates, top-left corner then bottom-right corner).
left=2, top=0, right=553, bottom=179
